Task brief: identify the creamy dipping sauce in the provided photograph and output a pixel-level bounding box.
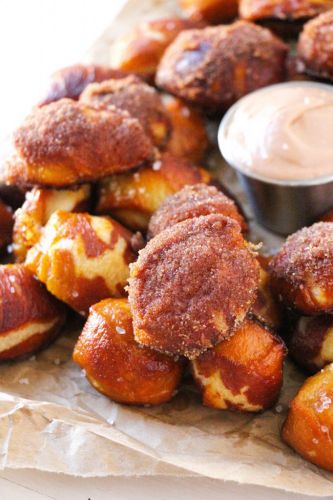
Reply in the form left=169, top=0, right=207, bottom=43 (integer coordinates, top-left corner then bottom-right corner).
left=221, top=83, right=333, bottom=182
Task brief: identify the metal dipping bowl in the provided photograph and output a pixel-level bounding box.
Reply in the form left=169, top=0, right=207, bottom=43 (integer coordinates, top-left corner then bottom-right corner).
left=218, top=82, right=333, bottom=235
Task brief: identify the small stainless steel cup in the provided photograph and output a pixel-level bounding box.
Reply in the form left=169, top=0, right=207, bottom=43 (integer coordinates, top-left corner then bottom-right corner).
left=218, top=82, right=333, bottom=235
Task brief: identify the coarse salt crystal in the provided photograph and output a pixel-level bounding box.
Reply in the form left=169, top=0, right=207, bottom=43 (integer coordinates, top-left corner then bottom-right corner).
left=116, top=326, right=126, bottom=335
left=19, top=378, right=29, bottom=385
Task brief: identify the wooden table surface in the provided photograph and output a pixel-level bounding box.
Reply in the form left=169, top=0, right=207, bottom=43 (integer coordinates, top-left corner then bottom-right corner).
left=0, top=1, right=329, bottom=498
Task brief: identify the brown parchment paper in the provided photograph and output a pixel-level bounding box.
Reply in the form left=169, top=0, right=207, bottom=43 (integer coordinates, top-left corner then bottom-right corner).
left=1, top=0, right=333, bottom=495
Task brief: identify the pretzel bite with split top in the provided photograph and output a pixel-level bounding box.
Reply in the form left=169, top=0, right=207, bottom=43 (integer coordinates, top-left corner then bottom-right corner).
left=269, top=222, right=333, bottom=314
left=0, top=264, right=66, bottom=361
left=0, top=199, right=13, bottom=252
left=26, top=211, right=136, bottom=316
left=96, top=153, right=211, bottom=232
left=289, top=315, right=333, bottom=373
left=163, top=95, right=209, bottom=162
left=192, top=318, right=286, bottom=411
left=179, top=0, right=238, bottom=23
left=80, top=76, right=171, bottom=148
left=13, top=185, right=91, bottom=262
left=39, top=64, right=128, bottom=105
left=147, top=183, right=247, bottom=239
left=156, top=21, right=288, bottom=111
left=129, top=214, right=260, bottom=359
left=109, top=17, right=201, bottom=80
left=73, top=298, right=183, bottom=405
left=240, top=0, right=333, bottom=24
left=282, top=362, right=333, bottom=472
left=3, top=99, right=154, bottom=188
left=298, top=10, right=333, bottom=81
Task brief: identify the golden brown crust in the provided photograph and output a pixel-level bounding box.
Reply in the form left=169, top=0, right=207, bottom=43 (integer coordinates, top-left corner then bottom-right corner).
left=39, top=64, right=128, bottom=105
left=110, top=17, right=201, bottom=79
left=13, top=185, right=91, bottom=262
left=4, top=99, right=154, bottom=188
left=156, top=21, right=288, bottom=110
left=129, top=214, right=260, bottom=358
left=73, top=298, right=183, bottom=405
left=240, top=0, right=333, bottom=22
left=192, top=318, right=286, bottom=411
left=289, top=314, right=333, bottom=373
left=179, top=0, right=238, bottom=23
left=269, top=222, right=333, bottom=314
left=297, top=10, right=333, bottom=81
left=0, top=264, right=66, bottom=361
left=147, top=183, right=247, bottom=239
left=80, top=76, right=171, bottom=147
left=0, top=199, right=13, bottom=251
left=26, top=211, right=136, bottom=315
left=96, top=153, right=212, bottom=232
left=163, top=95, right=209, bottom=162
left=282, top=362, right=333, bottom=472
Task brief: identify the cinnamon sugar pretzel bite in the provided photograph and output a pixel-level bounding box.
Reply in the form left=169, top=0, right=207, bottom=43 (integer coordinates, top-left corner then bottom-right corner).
left=163, top=95, right=209, bottom=162
left=282, top=362, right=333, bottom=472
left=96, top=153, right=211, bottom=232
left=178, top=0, right=238, bottom=23
left=0, top=199, right=13, bottom=252
left=73, top=298, right=183, bottom=405
left=3, top=99, right=154, bottom=188
left=26, top=211, right=136, bottom=316
left=147, top=183, right=247, bottom=239
left=109, top=17, right=201, bottom=80
left=0, top=264, right=66, bottom=361
left=289, top=315, right=333, bottom=373
left=80, top=76, right=171, bottom=148
left=192, top=318, right=286, bottom=411
left=39, top=64, right=128, bottom=105
left=13, top=185, right=91, bottom=262
left=128, top=214, right=260, bottom=359
left=156, top=21, right=288, bottom=111
left=269, top=222, right=333, bottom=315
left=297, top=10, right=333, bottom=81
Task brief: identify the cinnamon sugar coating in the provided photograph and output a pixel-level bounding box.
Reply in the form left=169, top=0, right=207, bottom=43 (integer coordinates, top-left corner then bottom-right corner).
left=4, top=99, right=154, bottom=188
left=129, top=214, right=260, bottom=358
left=269, top=222, right=333, bottom=314
left=0, top=264, right=66, bottom=361
left=240, top=0, right=333, bottom=22
left=298, top=10, right=333, bottom=81
left=39, top=64, right=128, bottom=105
left=80, top=76, right=171, bottom=147
left=73, top=298, right=183, bottom=405
left=156, top=21, right=288, bottom=110
left=147, top=183, right=247, bottom=239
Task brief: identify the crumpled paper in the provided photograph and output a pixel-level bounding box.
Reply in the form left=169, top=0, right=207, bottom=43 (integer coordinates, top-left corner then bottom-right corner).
left=1, top=0, right=333, bottom=495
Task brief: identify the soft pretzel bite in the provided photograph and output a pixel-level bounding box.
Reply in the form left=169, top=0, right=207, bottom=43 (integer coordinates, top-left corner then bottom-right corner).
left=26, top=211, right=136, bottom=316
left=251, top=263, right=284, bottom=331
left=80, top=76, right=171, bottom=148
left=39, top=64, right=128, bottom=105
left=0, top=199, right=13, bottom=252
left=282, top=362, right=333, bottom=471
left=129, top=214, right=260, bottom=359
left=96, top=153, right=211, bottom=232
left=147, top=183, right=247, bottom=239
left=269, top=222, right=333, bottom=315
left=3, top=99, right=154, bottom=188
left=298, top=10, right=333, bottom=81
left=240, top=0, right=333, bottom=24
left=192, top=318, right=286, bottom=411
left=163, top=95, right=209, bottom=162
left=179, top=0, right=238, bottom=23
left=109, top=17, right=201, bottom=80
left=73, top=298, right=183, bottom=405
left=13, top=185, right=91, bottom=262
left=156, top=21, right=288, bottom=111
left=289, top=315, right=333, bottom=373
left=0, top=264, right=66, bottom=361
